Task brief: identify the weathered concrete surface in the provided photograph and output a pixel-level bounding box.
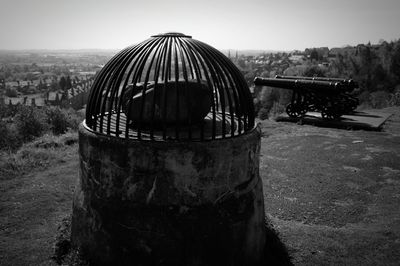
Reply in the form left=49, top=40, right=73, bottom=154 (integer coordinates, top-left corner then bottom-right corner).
left=71, top=123, right=266, bottom=265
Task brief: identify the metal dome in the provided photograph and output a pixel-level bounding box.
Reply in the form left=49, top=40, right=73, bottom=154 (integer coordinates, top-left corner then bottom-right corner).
left=85, top=32, right=255, bottom=141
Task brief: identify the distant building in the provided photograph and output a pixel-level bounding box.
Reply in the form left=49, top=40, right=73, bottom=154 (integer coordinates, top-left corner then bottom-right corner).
left=318, top=62, right=330, bottom=68
left=19, top=81, right=29, bottom=87
left=305, top=47, right=330, bottom=59
left=288, top=55, right=305, bottom=64
left=31, top=79, right=41, bottom=86
left=3, top=95, right=45, bottom=107
left=46, top=91, right=63, bottom=106
left=78, top=71, right=96, bottom=76
left=6, top=81, right=19, bottom=87
left=25, top=97, right=45, bottom=107
left=4, top=97, right=23, bottom=106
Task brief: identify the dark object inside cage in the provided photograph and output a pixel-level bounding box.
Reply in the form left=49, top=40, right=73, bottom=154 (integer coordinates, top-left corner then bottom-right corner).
left=85, top=32, right=254, bottom=141
left=254, top=75, right=359, bottom=120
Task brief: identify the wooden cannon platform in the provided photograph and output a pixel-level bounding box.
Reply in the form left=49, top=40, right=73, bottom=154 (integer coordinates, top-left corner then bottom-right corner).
left=276, top=110, right=393, bottom=130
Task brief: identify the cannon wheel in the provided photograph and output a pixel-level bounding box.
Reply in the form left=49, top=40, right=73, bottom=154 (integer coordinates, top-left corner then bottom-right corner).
left=347, top=96, right=359, bottom=112
left=286, top=103, right=305, bottom=118
left=321, top=107, right=341, bottom=120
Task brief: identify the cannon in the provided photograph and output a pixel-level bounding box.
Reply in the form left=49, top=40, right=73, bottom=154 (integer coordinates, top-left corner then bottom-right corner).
left=274, top=75, right=358, bottom=91
left=254, top=76, right=359, bottom=120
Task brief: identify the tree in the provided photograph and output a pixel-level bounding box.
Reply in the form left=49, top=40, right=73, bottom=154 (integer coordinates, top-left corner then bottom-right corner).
left=303, top=66, right=325, bottom=77
left=333, top=54, right=346, bottom=76
left=51, top=80, right=59, bottom=91
left=5, top=87, right=18, bottom=97
left=38, top=79, right=47, bottom=91
left=66, top=76, right=72, bottom=89
left=46, top=107, right=69, bottom=135
left=358, top=45, right=376, bottom=91
left=237, top=58, right=246, bottom=69
left=244, top=70, right=257, bottom=86
left=390, top=41, right=400, bottom=83
left=59, top=76, right=67, bottom=91
left=373, top=64, right=386, bottom=84
left=14, top=106, right=48, bottom=141
left=254, top=87, right=281, bottom=119
left=310, top=49, right=320, bottom=61
left=370, top=91, right=390, bottom=108
left=0, top=101, right=9, bottom=118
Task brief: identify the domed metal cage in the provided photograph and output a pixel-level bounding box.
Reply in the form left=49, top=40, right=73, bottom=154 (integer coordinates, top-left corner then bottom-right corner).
left=85, top=32, right=255, bottom=141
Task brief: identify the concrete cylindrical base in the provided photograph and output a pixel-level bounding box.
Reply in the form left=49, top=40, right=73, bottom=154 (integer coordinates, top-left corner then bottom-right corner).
left=71, top=123, right=266, bottom=265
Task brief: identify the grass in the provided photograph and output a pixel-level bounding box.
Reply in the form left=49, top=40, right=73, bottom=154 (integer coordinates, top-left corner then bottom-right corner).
left=0, top=131, right=79, bottom=266
left=0, top=131, right=78, bottom=181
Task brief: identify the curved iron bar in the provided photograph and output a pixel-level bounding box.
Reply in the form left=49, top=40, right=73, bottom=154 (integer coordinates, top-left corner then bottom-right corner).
left=85, top=33, right=255, bottom=141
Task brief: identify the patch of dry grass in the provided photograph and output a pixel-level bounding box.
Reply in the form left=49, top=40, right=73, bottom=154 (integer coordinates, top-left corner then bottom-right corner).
left=0, top=131, right=78, bottom=180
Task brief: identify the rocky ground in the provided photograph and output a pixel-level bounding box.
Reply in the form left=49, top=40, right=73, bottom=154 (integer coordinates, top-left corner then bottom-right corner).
left=0, top=107, right=399, bottom=265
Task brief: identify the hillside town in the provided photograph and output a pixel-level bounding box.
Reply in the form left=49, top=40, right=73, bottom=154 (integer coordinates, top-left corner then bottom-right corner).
left=0, top=51, right=112, bottom=111
left=1, top=40, right=400, bottom=118
left=1, top=35, right=400, bottom=266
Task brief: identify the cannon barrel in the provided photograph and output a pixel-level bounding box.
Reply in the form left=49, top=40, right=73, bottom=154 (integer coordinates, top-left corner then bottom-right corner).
left=254, top=77, right=347, bottom=92
left=275, top=75, right=358, bottom=90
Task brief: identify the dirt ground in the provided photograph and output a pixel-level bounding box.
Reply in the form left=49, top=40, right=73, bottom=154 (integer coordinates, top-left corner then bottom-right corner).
left=260, top=106, right=400, bottom=265
left=0, top=147, right=78, bottom=266
left=0, top=107, right=399, bottom=265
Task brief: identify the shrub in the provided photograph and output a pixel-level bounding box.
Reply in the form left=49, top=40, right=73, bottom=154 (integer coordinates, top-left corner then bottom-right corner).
left=46, top=107, right=70, bottom=135
left=303, top=65, right=326, bottom=77
left=268, top=101, right=286, bottom=119
left=358, top=91, right=371, bottom=106
left=14, top=105, right=48, bottom=141
left=5, top=87, right=18, bottom=97
left=45, top=107, right=84, bottom=135
left=31, top=132, right=78, bottom=148
left=255, top=87, right=282, bottom=120
left=258, top=107, right=270, bottom=120
left=0, top=121, right=21, bottom=150
left=0, top=131, right=78, bottom=180
left=370, top=91, right=390, bottom=109
left=65, top=108, right=84, bottom=130
left=0, top=102, right=9, bottom=118
left=0, top=121, right=10, bottom=149
left=389, top=87, right=400, bottom=106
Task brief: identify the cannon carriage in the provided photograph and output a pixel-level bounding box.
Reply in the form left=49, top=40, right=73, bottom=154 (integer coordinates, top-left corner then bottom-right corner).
left=254, top=75, right=359, bottom=120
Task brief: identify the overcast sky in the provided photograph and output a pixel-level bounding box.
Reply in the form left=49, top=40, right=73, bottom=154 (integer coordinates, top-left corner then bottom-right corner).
left=0, top=0, right=399, bottom=51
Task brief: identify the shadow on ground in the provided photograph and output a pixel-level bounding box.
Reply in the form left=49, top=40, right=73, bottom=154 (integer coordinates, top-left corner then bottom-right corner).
left=53, top=216, right=293, bottom=266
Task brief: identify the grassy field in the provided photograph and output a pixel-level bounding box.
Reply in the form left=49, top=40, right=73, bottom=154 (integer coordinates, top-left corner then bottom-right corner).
left=0, top=107, right=399, bottom=265
left=0, top=133, right=78, bottom=266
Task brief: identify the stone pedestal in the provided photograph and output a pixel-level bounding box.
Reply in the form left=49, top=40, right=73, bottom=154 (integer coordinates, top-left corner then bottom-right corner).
left=71, top=122, right=266, bottom=265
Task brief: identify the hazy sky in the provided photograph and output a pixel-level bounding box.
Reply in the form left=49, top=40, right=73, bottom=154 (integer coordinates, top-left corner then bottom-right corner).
left=0, top=0, right=399, bottom=51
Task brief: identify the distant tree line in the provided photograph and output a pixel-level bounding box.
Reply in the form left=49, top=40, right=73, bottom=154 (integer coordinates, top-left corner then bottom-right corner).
left=329, top=41, right=400, bottom=92
left=315, top=40, right=400, bottom=108
left=250, top=39, right=400, bottom=119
